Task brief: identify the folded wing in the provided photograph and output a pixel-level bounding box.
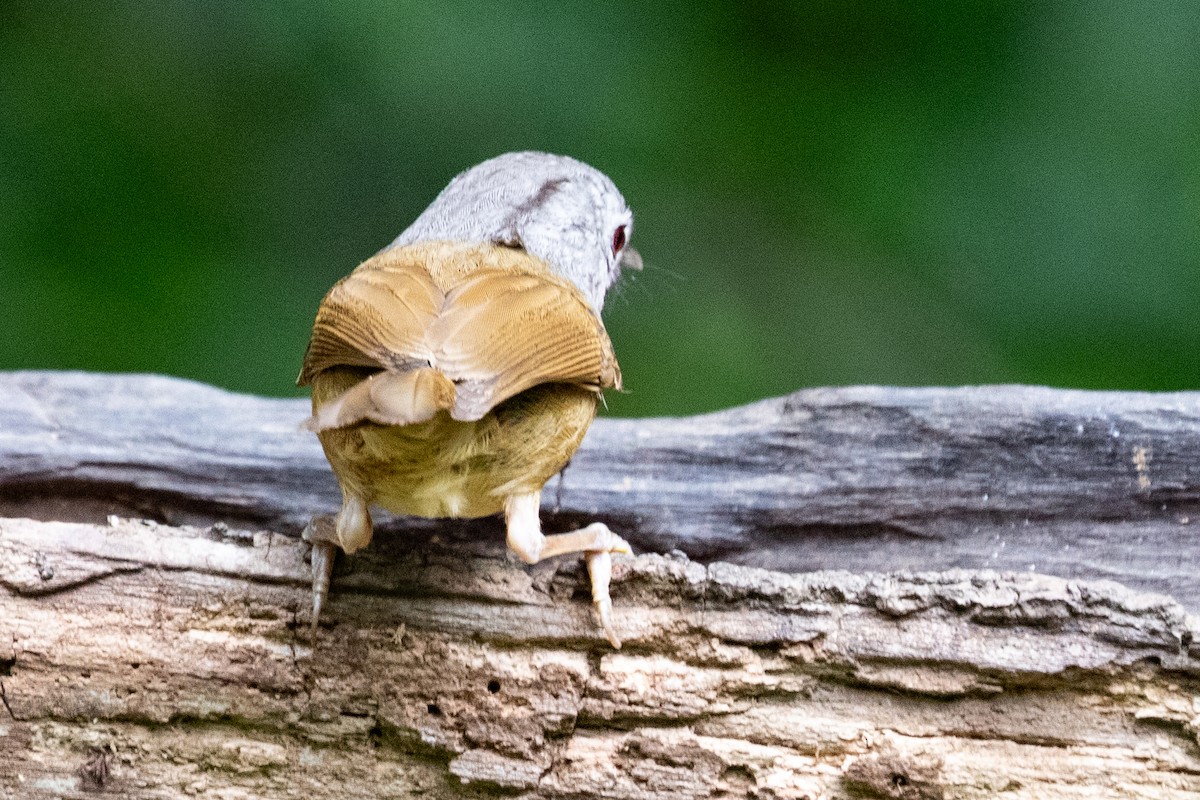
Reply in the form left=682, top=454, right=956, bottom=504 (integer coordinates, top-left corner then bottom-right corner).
left=300, top=242, right=621, bottom=429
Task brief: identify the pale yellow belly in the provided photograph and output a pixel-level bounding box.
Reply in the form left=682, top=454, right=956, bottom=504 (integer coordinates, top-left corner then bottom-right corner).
left=313, top=368, right=598, bottom=519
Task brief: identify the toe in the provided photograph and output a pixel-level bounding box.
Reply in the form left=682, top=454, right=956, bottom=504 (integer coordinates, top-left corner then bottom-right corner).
left=585, top=550, right=622, bottom=648
left=310, top=541, right=336, bottom=639
left=585, top=523, right=633, bottom=556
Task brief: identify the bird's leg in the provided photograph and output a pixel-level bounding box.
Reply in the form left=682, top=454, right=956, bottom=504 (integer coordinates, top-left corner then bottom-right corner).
left=504, top=491, right=632, bottom=648
left=301, top=493, right=373, bottom=637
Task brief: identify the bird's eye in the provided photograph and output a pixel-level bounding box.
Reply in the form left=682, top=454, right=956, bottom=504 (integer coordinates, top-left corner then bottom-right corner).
left=611, top=225, right=626, bottom=255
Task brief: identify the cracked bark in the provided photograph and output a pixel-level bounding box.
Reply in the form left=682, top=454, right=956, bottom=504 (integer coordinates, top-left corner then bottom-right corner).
left=0, top=682, right=15, bottom=721
left=1, top=372, right=1199, bottom=798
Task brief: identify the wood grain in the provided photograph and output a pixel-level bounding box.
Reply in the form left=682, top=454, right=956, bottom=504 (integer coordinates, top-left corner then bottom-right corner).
left=2, top=516, right=1198, bottom=799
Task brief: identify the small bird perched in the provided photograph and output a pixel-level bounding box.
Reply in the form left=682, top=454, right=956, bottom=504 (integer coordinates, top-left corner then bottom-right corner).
left=298, top=152, right=641, bottom=647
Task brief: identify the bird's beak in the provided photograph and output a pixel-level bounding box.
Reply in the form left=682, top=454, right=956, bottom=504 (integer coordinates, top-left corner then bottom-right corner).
left=619, top=246, right=643, bottom=271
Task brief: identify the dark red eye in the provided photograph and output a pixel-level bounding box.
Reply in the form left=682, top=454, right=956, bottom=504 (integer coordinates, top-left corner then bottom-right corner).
left=612, top=225, right=626, bottom=255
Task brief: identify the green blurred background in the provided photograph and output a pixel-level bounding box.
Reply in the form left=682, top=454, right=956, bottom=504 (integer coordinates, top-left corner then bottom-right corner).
left=2, top=1, right=1197, bottom=417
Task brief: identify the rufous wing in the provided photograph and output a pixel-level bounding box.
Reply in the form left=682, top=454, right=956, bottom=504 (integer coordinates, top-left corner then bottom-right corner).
left=430, top=266, right=620, bottom=421
left=299, top=260, right=441, bottom=385
left=300, top=242, right=621, bottom=428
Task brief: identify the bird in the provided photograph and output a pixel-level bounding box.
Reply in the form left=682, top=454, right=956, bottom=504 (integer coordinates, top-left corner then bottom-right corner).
left=298, top=151, right=641, bottom=647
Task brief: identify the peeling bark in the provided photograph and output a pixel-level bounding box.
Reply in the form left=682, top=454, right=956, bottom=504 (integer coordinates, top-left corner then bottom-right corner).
left=1, top=516, right=1198, bottom=799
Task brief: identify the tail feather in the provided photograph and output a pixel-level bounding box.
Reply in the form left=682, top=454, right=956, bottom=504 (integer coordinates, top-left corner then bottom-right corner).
left=306, top=368, right=456, bottom=431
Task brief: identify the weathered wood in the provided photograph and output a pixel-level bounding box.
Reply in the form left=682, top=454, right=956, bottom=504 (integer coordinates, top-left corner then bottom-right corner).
left=2, top=516, right=1199, bottom=799
left=2, top=371, right=1198, bottom=606
left=4, top=371, right=1200, bottom=797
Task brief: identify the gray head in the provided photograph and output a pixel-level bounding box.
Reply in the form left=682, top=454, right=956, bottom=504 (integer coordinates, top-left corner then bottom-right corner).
left=387, top=152, right=638, bottom=312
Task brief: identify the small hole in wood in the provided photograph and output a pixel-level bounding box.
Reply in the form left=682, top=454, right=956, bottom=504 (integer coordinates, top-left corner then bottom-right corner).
left=487, top=679, right=501, bottom=694
left=0, top=658, right=14, bottom=677
left=426, top=703, right=442, bottom=716
left=891, top=772, right=909, bottom=788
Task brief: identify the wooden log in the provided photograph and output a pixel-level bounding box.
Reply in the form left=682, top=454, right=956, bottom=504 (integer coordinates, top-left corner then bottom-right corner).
left=1, top=371, right=1198, bottom=606
left=3, top=371, right=1200, bottom=797
left=2, top=515, right=1198, bottom=799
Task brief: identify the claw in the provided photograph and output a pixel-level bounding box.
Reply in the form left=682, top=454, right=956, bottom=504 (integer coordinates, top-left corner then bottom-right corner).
left=586, top=550, right=622, bottom=649
left=595, top=597, right=621, bottom=649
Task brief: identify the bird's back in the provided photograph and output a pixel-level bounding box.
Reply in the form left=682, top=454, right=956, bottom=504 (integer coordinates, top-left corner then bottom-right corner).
left=302, top=241, right=618, bottom=519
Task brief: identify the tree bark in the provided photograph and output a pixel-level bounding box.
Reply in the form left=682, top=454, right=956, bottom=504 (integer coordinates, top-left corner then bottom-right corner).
left=2, top=372, right=1198, bottom=606
left=2, top=372, right=1199, bottom=798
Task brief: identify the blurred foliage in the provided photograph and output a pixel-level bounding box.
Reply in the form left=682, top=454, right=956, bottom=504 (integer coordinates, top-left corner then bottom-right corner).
left=2, top=1, right=1197, bottom=417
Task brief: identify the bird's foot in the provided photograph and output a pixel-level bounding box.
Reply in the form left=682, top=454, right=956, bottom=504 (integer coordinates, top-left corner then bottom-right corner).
left=504, top=495, right=632, bottom=648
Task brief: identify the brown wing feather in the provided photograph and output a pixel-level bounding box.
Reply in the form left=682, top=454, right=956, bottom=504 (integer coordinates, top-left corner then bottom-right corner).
left=430, top=268, right=619, bottom=420
left=299, top=241, right=620, bottom=425
left=298, top=261, right=440, bottom=386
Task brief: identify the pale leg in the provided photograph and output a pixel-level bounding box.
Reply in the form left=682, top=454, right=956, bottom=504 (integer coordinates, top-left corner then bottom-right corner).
left=301, top=493, right=372, bottom=637
left=504, top=491, right=632, bottom=648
